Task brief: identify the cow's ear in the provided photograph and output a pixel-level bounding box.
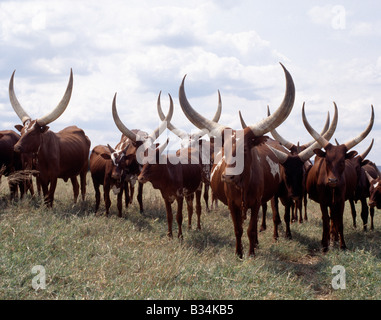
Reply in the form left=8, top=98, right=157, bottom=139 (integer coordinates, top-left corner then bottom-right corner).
left=314, top=149, right=326, bottom=158
left=100, top=153, right=111, bottom=160
left=361, top=159, right=370, bottom=166
left=346, top=151, right=358, bottom=160
left=14, top=124, right=23, bottom=132
left=40, top=126, right=49, bottom=133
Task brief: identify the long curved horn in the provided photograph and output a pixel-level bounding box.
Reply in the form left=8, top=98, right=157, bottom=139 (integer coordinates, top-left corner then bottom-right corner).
left=9, top=70, right=31, bottom=124
left=360, top=138, right=374, bottom=160
left=112, top=93, right=139, bottom=143
left=179, top=63, right=295, bottom=137
left=247, top=63, right=295, bottom=136
left=147, top=93, right=174, bottom=143
left=298, top=102, right=338, bottom=162
left=113, top=92, right=173, bottom=144
left=238, top=110, right=247, bottom=129
left=302, top=102, right=331, bottom=149
left=344, top=105, right=374, bottom=150
left=37, top=69, right=73, bottom=126
left=267, top=144, right=289, bottom=164
left=179, top=75, right=227, bottom=137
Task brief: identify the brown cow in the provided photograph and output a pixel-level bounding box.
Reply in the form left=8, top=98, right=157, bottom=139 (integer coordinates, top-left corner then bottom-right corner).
left=365, top=167, right=381, bottom=228
left=303, top=104, right=374, bottom=251
left=157, top=91, right=222, bottom=212
left=178, top=63, right=295, bottom=258
left=138, top=146, right=203, bottom=238
left=0, top=130, right=27, bottom=199
left=89, top=144, right=129, bottom=216
left=9, top=69, right=91, bottom=207
left=111, top=92, right=174, bottom=214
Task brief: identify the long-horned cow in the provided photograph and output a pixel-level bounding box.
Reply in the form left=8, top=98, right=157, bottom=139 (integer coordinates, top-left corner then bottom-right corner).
left=89, top=144, right=129, bottom=216
left=157, top=91, right=222, bottom=212
left=111, top=92, right=174, bottom=214
left=178, top=63, right=295, bottom=258
left=113, top=93, right=203, bottom=237
left=303, top=104, right=374, bottom=251
left=9, top=69, right=91, bottom=207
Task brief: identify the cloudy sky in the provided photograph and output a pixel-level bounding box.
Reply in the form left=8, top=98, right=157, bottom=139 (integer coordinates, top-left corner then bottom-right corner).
left=1, top=0, right=380, bottom=160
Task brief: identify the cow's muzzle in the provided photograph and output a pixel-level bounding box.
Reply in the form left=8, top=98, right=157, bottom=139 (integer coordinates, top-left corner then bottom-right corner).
left=327, top=178, right=338, bottom=187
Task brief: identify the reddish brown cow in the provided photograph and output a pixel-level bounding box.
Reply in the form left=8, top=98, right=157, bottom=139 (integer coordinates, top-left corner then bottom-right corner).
left=303, top=104, right=374, bottom=251
left=111, top=92, right=174, bottom=214
left=138, top=146, right=203, bottom=238
left=89, top=144, right=129, bottom=216
left=9, top=69, right=91, bottom=207
left=0, top=130, right=27, bottom=199
left=178, top=63, right=295, bottom=258
left=365, top=167, right=381, bottom=227
left=157, top=92, right=222, bottom=212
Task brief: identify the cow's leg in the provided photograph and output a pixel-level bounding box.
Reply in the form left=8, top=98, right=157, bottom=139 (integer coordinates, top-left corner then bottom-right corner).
left=321, top=204, right=330, bottom=252
left=117, top=187, right=123, bottom=218
left=104, top=184, right=111, bottom=216
left=137, top=182, right=144, bottom=213
left=303, top=192, right=308, bottom=221
left=360, top=197, right=369, bottom=231
left=80, top=168, right=87, bottom=201
left=247, top=202, right=261, bottom=257
left=93, top=181, right=101, bottom=213
left=284, top=201, right=292, bottom=239
left=349, top=199, right=357, bottom=228
left=195, top=188, right=202, bottom=230
left=260, top=201, right=267, bottom=232
left=370, top=207, right=375, bottom=231
left=185, top=194, right=194, bottom=229
left=271, top=196, right=281, bottom=240
left=164, top=199, right=173, bottom=238
left=124, top=182, right=130, bottom=208
left=129, top=182, right=135, bottom=205
left=296, top=199, right=303, bottom=223
left=203, top=183, right=210, bottom=213
left=336, top=202, right=347, bottom=250
left=70, top=176, right=80, bottom=203
left=229, top=202, right=243, bottom=259
left=46, top=178, right=58, bottom=208
left=176, top=196, right=184, bottom=238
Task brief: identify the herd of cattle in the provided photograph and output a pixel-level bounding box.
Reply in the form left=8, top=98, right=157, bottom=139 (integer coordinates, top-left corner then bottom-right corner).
left=1, top=64, right=381, bottom=258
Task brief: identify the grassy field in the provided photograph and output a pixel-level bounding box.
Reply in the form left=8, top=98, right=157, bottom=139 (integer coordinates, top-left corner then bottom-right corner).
left=1, top=173, right=381, bottom=300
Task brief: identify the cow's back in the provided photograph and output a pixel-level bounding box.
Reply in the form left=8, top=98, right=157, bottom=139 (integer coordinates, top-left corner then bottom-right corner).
left=90, top=145, right=109, bottom=186
left=56, top=126, right=91, bottom=179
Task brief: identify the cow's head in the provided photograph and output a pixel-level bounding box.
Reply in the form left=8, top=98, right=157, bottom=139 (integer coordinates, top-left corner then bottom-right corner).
left=100, top=144, right=129, bottom=182
left=178, top=63, right=295, bottom=188
left=111, top=91, right=173, bottom=177
left=10, top=69, right=73, bottom=154
left=302, top=103, right=374, bottom=188
left=266, top=102, right=338, bottom=199
left=366, top=171, right=381, bottom=209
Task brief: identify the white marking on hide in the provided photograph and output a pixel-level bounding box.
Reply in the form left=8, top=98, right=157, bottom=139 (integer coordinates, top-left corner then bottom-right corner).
left=374, top=182, right=379, bottom=189
left=211, top=158, right=224, bottom=181
left=266, top=156, right=280, bottom=178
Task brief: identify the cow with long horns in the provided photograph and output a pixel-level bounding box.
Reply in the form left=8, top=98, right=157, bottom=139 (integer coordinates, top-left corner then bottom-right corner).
left=9, top=69, right=91, bottom=207
left=157, top=91, right=222, bottom=212
left=178, top=63, right=295, bottom=258
left=303, top=104, right=374, bottom=251
left=111, top=92, right=174, bottom=214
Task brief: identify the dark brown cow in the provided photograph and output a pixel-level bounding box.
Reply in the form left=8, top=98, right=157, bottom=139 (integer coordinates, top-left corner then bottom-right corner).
left=138, top=146, right=203, bottom=238
left=89, top=144, right=128, bottom=216
left=178, top=63, right=295, bottom=258
left=365, top=167, right=381, bottom=226
left=111, top=92, right=174, bottom=214
left=346, top=139, right=377, bottom=230
left=9, top=69, right=91, bottom=207
left=262, top=106, right=338, bottom=240
left=266, top=107, right=331, bottom=223
left=303, top=104, right=374, bottom=251
left=0, top=130, right=26, bottom=199
left=157, top=92, right=222, bottom=212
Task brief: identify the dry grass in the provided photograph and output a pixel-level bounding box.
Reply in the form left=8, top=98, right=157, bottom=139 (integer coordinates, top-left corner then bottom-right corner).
left=1, top=172, right=381, bottom=300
